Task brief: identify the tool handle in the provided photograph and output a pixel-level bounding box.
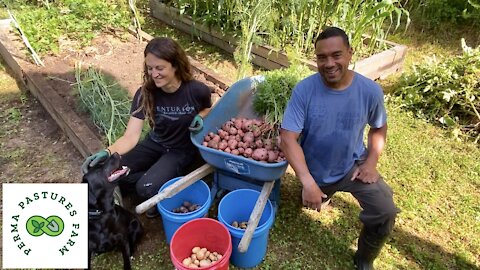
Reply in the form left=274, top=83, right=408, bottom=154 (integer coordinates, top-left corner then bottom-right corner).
left=135, top=164, right=214, bottom=214
left=238, top=181, right=274, bottom=253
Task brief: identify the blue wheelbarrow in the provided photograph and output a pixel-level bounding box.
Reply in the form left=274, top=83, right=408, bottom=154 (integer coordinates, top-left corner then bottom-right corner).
left=136, top=76, right=288, bottom=253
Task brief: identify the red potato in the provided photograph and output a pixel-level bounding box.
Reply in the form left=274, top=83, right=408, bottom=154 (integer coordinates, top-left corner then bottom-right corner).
left=255, top=139, right=264, bottom=148
left=263, top=139, right=273, bottom=150
left=237, top=147, right=245, bottom=154
left=227, top=139, right=238, bottom=150
left=229, top=127, right=238, bottom=135
left=224, top=147, right=231, bottom=153
left=243, top=132, right=255, bottom=144
left=237, top=129, right=244, bottom=137
left=242, top=119, right=253, bottom=131
left=207, top=140, right=219, bottom=149
left=252, top=148, right=268, bottom=161
left=237, top=141, right=244, bottom=149
left=212, top=135, right=221, bottom=143
left=234, top=118, right=243, bottom=129
left=231, top=149, right=240, bottom=155
left=218, top=140, right=228, bottom=150
left=202, top=141, right=208, bottom=147
left=244, top=148, right=253, bottom=158
left=267, top=150, right=278, bottom=163
left=208, top=132, right=216, bottom=138
left=252, top=128, right=262, bottom=138
left=218, top=130, right=228, bottom=139
left=204, top=134, right=211, bottom=142
left=222, top=121, right=233, bottom=132
left=252, top=119, right=263, bottom=126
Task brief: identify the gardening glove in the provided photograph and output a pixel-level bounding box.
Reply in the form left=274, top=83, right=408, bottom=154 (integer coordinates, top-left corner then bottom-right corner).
left=189, top=114, right=203, bottom=133
left=81, top=149, right=110, bottom=174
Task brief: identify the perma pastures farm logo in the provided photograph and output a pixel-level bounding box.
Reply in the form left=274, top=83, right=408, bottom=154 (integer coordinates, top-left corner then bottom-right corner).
left=2, top=183, right=88, bottom=269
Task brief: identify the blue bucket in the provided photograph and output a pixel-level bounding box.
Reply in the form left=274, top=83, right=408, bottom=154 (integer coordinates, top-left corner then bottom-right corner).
left=157, top=176, right=211, bottom=244
left=217, top=189, right=274, bottom=268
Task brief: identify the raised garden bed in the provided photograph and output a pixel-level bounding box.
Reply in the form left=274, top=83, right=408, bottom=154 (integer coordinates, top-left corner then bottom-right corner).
left=150, top=0, right=407, bottom=80
left=0, top=24, right=231, bottom=158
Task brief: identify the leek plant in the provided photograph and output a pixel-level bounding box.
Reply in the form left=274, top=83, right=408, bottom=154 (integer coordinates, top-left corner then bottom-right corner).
left=75, top=64, right=131, bottom=145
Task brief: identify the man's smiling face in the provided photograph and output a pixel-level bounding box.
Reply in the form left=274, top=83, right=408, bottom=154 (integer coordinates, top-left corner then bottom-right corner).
left=315, top=36, right=353, bottom=89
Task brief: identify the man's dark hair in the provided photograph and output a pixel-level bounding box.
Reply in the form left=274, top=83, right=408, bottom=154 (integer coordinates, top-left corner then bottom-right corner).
left=315, top=27, right=350, bottom=48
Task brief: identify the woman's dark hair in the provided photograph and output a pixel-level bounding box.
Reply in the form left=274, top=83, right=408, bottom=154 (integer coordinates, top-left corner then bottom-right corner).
left=137, top=37, right=193, bottom=127
left=315, top=26, right=350, bottom=49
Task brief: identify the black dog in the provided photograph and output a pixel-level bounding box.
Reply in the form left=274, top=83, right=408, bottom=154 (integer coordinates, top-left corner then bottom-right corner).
left=83, top=153, right=143, bottom=270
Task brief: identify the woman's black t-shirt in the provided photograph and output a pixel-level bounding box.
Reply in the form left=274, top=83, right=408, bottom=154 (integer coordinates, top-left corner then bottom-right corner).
left=130, top=80, right=212, bottom=149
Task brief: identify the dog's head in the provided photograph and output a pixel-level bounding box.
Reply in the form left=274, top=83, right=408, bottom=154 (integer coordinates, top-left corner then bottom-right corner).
left=82, top=153, right=130, bottom=208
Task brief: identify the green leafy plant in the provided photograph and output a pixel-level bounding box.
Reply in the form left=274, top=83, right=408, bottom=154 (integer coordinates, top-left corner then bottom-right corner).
left=75, top=64, right=132, bottom=145
left=164, top=0, right=410, bottom=61
left=393, top=38, right=480, bottom=142
left=402, top=0, right=480, bottom=28
left=253, top=64, right=313, bottom=128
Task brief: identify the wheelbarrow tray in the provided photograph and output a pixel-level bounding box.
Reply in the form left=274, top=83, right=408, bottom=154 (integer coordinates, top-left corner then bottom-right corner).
left=191, top=77, right=288, bottom=181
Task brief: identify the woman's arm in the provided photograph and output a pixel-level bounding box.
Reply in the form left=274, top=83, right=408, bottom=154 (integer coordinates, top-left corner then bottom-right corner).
left=197, top=108, right=211, bottom=118
left=107, top=116, right=144, bottom=155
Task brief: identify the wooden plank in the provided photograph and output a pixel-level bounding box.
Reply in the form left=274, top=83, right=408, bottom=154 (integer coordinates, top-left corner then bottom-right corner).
left=135, top=164, right=215, bottom=214
left=237, top=181, right=274, bottom=253
left=251, top=53, right=284, bottom=70
left=251, top=43, right=290, bottom=67
left=0, top=31, right=104, bottom=158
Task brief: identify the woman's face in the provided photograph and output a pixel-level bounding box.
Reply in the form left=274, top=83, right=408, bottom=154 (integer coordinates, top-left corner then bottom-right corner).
left=145, top=53, right=179, bottom=91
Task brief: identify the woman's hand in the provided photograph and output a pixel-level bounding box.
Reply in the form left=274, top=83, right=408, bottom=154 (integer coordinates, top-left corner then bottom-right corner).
left=189, top=114, right=203, bottom=133
left=81, top=149, right=110, bottom=174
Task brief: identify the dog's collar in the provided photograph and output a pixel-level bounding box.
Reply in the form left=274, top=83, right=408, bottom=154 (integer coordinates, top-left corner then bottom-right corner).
left=88, top=209, right=103, bottom=220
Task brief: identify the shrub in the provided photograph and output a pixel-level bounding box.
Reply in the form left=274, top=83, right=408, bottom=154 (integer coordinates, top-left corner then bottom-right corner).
left=393, top=38, right=480, bottom=142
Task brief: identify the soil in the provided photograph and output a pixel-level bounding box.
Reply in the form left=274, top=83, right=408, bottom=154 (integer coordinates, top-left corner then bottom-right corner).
left=0, top=27, right=228, bottom=268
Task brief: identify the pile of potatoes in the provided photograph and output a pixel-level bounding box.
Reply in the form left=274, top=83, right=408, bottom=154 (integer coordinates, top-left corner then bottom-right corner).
left=231, top=221, right=248, bottom=229
left=182, top=246, right=223, bottom=268
left=172, top=201, right=200, bottom=213
left=202, top=117, right=286, bottom=163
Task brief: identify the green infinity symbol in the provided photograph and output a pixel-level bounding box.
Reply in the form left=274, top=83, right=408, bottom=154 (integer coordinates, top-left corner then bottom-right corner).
left=26, top=215, right=64, bottom=237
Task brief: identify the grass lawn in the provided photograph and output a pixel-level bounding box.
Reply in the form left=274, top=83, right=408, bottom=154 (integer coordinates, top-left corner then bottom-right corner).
left=90, top=21, right=480, bottom=269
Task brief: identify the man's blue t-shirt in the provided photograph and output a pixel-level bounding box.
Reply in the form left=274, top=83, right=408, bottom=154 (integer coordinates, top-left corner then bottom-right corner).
left=281, top=72, right=387, bottom=185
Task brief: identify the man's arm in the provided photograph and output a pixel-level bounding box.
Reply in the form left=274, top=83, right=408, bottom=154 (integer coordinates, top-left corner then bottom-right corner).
left=351, top=124, right=387, bottom=183
left=280, top=129, right=327, bottom=211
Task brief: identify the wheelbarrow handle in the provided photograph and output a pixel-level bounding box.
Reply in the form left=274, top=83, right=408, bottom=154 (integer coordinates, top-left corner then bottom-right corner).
left=238, top=181, right=275, bottom=253
left=135, top=164, right=214, bottom=214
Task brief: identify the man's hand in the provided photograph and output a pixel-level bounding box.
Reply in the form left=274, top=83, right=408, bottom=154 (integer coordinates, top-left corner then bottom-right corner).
left=81, top=150, right=110, bottom=174
left=302, top=181, right=328, bottom=212
left=189, top=114, right=203, bottom=133
left=351, top=162, right=380, bottom=183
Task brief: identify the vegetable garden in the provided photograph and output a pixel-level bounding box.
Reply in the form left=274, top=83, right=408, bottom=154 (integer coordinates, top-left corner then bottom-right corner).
left=0, top=0, right=479, bottom=269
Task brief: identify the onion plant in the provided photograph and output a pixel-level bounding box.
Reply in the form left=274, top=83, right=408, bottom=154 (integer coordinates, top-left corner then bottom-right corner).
left=75, top=64, right=131, bottom=145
